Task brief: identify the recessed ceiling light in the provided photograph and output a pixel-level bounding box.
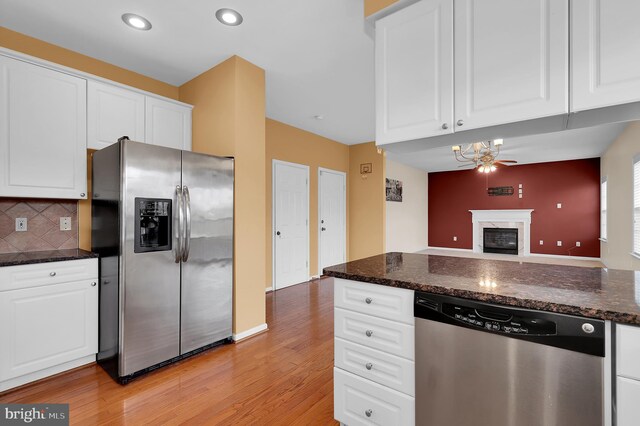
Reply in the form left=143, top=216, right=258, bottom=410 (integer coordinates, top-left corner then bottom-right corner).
left=215, top=8, right=243, bottom=26
left=314, top=115, right=324, bottom=120
left=122, top=13, right=152, bottom=31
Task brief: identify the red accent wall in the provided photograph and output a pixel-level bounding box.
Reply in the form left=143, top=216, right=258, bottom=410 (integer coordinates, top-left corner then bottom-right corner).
left=428, top=158, right=601, bottom=257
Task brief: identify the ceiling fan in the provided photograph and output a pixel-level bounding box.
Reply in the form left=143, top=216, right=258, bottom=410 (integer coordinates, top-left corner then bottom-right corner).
left=452, top=139, right=517, bottom=173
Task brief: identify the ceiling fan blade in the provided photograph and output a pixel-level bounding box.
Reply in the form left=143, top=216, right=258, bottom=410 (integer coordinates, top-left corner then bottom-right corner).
left=457, top=164, right=476, bottom=168
left=495, top=160, right=517, bottom=163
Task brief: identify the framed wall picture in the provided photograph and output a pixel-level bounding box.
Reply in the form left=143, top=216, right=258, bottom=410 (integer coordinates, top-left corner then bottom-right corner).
left=386, top=178, right=402, bottom=202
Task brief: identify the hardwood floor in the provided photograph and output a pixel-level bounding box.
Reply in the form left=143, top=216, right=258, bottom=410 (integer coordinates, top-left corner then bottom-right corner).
left=0, top=278, right=338, bottom=425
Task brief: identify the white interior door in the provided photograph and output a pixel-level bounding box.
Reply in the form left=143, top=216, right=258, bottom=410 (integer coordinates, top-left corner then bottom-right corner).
left=319, top=168, right=346, bottom=271
left=273, top=161, right=309, bottom=290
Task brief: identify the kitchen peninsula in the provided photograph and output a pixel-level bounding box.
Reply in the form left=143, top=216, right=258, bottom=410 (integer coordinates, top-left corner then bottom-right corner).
left=325, top=252, right=640, bottom=426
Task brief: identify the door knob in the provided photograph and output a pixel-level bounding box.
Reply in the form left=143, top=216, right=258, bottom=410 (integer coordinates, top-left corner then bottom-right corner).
left=457, top=119, right=464, bottom=127
left=321, top=227, right=326, bottom=231
left=276, top=231, right=281, bottom=236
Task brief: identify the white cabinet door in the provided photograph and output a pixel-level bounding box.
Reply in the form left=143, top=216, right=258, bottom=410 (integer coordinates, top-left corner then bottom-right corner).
left=88, top=81, right=145, bottom=150
left=145, top=97, right=192, bottom=151
left=454, top=0, right=568, bottom=130
left=0, top=279, right=98, bottom=381
left=572, top=0, right=640, bottom=111
left=0, top=56, right=87, bottom=199
left=375, top=0, right=454, bottom=144
left=618, top=377, right=640, bottom=426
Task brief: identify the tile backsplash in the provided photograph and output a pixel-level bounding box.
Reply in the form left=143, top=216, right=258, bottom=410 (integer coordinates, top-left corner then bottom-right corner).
left=0, top=198, right=78, bottom=254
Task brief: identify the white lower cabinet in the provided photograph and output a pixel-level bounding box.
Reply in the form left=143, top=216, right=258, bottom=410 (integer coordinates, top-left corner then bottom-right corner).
left=616, top=323, right=640, bottom=425
left=333, top=278, right=414, bottom=426
left=0, top=259, right=98, bottom=392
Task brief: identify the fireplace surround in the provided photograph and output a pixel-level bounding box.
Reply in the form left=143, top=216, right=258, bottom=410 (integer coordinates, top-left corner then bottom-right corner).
left=469, top=209, right=534, bottom=256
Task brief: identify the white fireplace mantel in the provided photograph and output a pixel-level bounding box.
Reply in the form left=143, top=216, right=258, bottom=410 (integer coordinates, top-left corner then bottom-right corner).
left=469, top=209, right=534, bottom=255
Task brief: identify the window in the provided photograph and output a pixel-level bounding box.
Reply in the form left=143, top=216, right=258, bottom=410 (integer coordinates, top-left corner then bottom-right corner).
left=634, top=157, right=640, bottom=255
left=601, top=178, right=607, bottom=241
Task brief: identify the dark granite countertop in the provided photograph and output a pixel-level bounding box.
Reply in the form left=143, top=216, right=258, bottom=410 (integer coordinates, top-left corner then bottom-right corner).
left=323, top=252, right=640, bottom=325
left=0, top=249, right=98, bottom=267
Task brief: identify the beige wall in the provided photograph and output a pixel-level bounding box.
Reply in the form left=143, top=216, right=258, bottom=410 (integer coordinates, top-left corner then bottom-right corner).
left=179, top=56, right=267, bottom=335
left=365, top=0, right=400, bottom=17
left=265, top=119, right=350, bottom=287
left=0, top=28, right=181, bottom=251
left=349, top=142, right=386, bottom=260
left=601, top=122, right=640, bottom=271
left=385, top=158, right=428, bottom=253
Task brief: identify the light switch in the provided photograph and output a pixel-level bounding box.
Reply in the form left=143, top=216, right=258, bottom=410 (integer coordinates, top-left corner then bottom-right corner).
left=519, top=184, right=523, bottom=188
left=557, top=241, right=562, bottom=247
left=576, top=241, right=581, bottom=247
left=557, top=203, right=562, bottom=209
left=539, top=240, right=544, bottom=245
left=453, top=236, right=457, bottom=242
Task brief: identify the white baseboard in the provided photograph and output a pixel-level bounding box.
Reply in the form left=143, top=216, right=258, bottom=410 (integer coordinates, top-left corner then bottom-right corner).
left=425, top=246, right=474, bottom=252
left=232, top=323, right=268, bottom=342
left=0, top=354, right=95, bottom=393
left=529, top=253, right=602, bottom=262
left=265, top=286, right=273, bottom=293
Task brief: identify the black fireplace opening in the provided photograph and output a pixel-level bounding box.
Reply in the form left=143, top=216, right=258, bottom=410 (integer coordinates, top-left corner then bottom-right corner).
left=483, top=228, right=518, bottom=255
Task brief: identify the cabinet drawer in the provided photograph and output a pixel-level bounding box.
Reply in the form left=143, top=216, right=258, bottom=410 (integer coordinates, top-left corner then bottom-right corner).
left=617, top=377, right=640, bottom=426
left=334, top=278, right=414, bottom=324
left=0, top=259, right=98, bottom=292
left=335, top=308, right=414, bottom=360
left=334, top=367, right=414, bottom=426
left=617, top=324, right=640, bottom=380
left=335, top=337, right=414, bottom=396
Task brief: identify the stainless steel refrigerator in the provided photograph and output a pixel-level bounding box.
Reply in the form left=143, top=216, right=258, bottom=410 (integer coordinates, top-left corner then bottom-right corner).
left=92, top=140, right=234, bottom=382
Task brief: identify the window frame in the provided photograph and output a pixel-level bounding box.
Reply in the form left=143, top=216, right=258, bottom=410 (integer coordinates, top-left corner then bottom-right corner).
left=633, top=156, right=640, bottom=257
left=601, top=177, right=607, bottom=242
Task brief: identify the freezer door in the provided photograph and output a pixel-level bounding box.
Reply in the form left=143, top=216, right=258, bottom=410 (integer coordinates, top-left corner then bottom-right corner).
left=121, top=141, right=182, bottom=376
left=180, top=151, right=234, bottom=353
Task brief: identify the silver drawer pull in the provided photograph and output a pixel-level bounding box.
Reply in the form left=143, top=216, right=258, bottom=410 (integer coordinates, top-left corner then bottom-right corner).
left=365, top=330, right=373, bottom=337
left=365, top=297, right=372, bottom=304
left=49, top=272, right=56, bottom=277
left=365, top=409, right=373, bottom=418
left=365, top=362, right=373, bottom=370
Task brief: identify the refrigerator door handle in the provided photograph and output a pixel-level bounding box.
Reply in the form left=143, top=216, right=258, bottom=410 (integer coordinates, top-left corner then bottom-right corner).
left=182, top=185, right=192, bottom=262
left=175, top=185, right=184, bottom=263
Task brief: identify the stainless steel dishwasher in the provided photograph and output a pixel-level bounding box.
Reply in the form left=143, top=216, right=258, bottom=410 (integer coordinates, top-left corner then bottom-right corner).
left=415, top=292, right=607, bottom=426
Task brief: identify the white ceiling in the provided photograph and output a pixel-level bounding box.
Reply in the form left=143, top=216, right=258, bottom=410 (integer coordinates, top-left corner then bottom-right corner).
left=385, top=123, right=629, bottom=172
left=0, top=0, right=375, bottom=145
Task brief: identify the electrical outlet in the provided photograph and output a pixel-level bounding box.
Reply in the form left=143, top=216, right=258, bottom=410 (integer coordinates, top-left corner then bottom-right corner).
left=60, top=217, right=72, bottom=231
left=453, top=236, right=457, bottom=242
left=539, top=240, right=544, bottom=245
left=557, top=241, right=562, bottom=247
left=557, top=203, right=562, bottom=209
left=15, top=218, right=27, bottom=232
left=576, top=241, right=581, bottom=247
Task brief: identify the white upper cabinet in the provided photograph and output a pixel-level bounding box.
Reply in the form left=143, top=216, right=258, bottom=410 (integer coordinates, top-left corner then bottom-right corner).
left=88, top=81, right=145, bottom=150
left=375, top=0, right=454, bottom=144
left=0, top=56, right=87, bottom=199
left=145, top=97, right=192, bottom=151
left=454, top=0, right=569, bottom=131
left=571, top=0, right=640, bottom=111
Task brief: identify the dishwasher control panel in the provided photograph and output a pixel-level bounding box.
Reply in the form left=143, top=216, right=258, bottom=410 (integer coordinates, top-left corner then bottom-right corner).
left=442, top=304, right=557, bottom=336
